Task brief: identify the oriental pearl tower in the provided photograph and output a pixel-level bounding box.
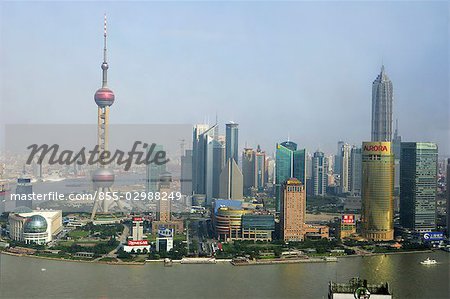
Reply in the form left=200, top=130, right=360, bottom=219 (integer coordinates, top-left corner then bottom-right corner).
left=90, top=15, right=121, bottom=220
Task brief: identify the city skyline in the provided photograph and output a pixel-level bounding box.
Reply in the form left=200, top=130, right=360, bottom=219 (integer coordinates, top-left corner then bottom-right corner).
left=0, top=1, right=448, bottom=157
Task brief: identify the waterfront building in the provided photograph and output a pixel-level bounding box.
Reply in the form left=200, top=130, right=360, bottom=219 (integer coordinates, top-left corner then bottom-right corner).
left=8, top=209, right=62, bottom=245
left=275, top=141, right=306, bottom=211
left=400, top=142, right=438, bottom=232
left=280, top=178, right=306, bottom=241
left=156, top=227, right=174, bottom=252
left=241, top=214, right=275, bottom=241
left=361, top=142, right=394, bottom=241
left=339, top=214, right=357, bottom=239
left=215, top=206, right=249, bottom=241
left=131, top=216, right=144, bottom=241
left=371, top=65, right=393, bottom=142
left=312, top=151, right=328, bottom=196
left=304, top=224, right=330, bottom=239
left=15, top=177, right=33, bottom=209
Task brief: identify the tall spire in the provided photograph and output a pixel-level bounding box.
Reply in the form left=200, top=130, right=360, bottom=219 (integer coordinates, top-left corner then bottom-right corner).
left=101, top=14, right=109, bottom=88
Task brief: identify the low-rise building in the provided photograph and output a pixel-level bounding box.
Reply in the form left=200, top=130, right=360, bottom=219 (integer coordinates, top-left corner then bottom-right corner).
left=8, top=209, right=62, bottom=245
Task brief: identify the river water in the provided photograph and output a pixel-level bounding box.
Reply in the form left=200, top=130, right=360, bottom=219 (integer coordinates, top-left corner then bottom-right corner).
left=0, top=251, right=448, bottom=298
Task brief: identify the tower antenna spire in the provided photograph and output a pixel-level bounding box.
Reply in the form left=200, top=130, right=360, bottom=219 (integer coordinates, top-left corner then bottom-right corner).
left=101, top=13, right=109, bottom=87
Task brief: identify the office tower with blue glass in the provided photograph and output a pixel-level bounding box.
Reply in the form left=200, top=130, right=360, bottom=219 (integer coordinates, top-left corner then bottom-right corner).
left=275, top=141, right=306, bottom=212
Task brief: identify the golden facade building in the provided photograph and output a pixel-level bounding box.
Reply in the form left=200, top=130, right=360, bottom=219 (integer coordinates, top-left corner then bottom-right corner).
left=361, top=142, right=394, bottom=241
left=215, top=207, right=249, bottom=241
left=280, top=178, right=306, bottom=241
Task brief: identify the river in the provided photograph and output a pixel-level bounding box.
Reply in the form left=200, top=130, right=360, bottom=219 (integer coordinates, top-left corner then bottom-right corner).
left=0, top=251, right=448, bottom=298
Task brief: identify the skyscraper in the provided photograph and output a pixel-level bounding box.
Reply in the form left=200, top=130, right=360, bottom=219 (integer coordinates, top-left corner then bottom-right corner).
left=242, top=148, right=255, bottom=196
left=400, top=142, right=438, bottom=232
left=146, top=144, right=166, bottom=194
left=15, top=177, right=33, bottom=209
left=219, top=158, right=243, bottom=200
left=447, top=159, right=450, bottom=237
left=340, top=143, right=351, bottom=193
left=361, top=142, right=394, bottom=241
left=192, top=124, right=210, bottom=195
left=275, top=141, right=306, bottom=211
left=209, top=139, right=225, bottom=199
left=255, top=145, right=267, bottom=191
left=180, top=149, right=193, bottom=196
left=312, top=151, right=328, bottom=196
left=334, top=141, right=344, bottom=176
left=392, top=120, right=402, bottom=195
left=157, top=172, right=172, bottom=222
left=349, top=147, right=362, bottom=195
left=225, top=122, right=239, bottom=163
left=371, top=65, right=393, bottom=142
left=280, top=178, right=306, bottom=241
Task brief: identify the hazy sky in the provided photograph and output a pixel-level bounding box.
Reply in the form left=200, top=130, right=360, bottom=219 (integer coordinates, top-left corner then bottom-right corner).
left=1, top=1, right=449, bottom=156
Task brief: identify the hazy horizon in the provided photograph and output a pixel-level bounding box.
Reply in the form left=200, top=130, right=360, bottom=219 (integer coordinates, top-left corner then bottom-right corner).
left=1, top=1, right=449, bottom=157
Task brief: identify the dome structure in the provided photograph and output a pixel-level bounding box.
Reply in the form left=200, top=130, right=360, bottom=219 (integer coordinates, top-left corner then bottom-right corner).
left=94, top=87, right=115, bottom=107
left=92, top=168, right=115, bottom=187
left=24, top=215, right=47, bottom=233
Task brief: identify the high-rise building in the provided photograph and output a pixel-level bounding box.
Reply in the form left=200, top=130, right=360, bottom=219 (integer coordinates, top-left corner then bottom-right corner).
left=209, top=139, right=225, bottom=200
left=131, top=216, right=144, bottom=241
left=242, top=146, right=267, bottom=196
left=192, top=124, right=210, bottom=196
left=280, top=178, right=306, bottom=241
left=146, top=144, right=166, bottom=194
left=242, top=148, right=255, bottom=196
left=275, top=141, right=306, bottom=211
left=192, top=124, right=224, bottom=204
left=312, top=151, right=328, bottom=196
left=392, top=120, right=402, bottom=195
left=334, top=141, right=344, bottom=176
left=255, top=145, right=266, bottom=191
left=340, top=143, right=351, bottom=193
left=180, top=149, right=193, bottom=195
left=219, top=158, right=243, bottom=200
left=371, top=65, right=393, bottom=142
left=400, top=142, right=438, bottom=232
left=361, top=142, right=394, bottom=241
left=447, top=159, right=450, bottom=237
left=157, top=172, right=172, bottom=222
left=225, top=122, right=239, bottom=163
left=349, top=147, right=362, bottom=195
left=15, top=177, right=33, bottom=209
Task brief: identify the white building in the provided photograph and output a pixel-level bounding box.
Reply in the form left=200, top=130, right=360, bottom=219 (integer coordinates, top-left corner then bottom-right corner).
left=8, top=209, right=62, bottom=245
